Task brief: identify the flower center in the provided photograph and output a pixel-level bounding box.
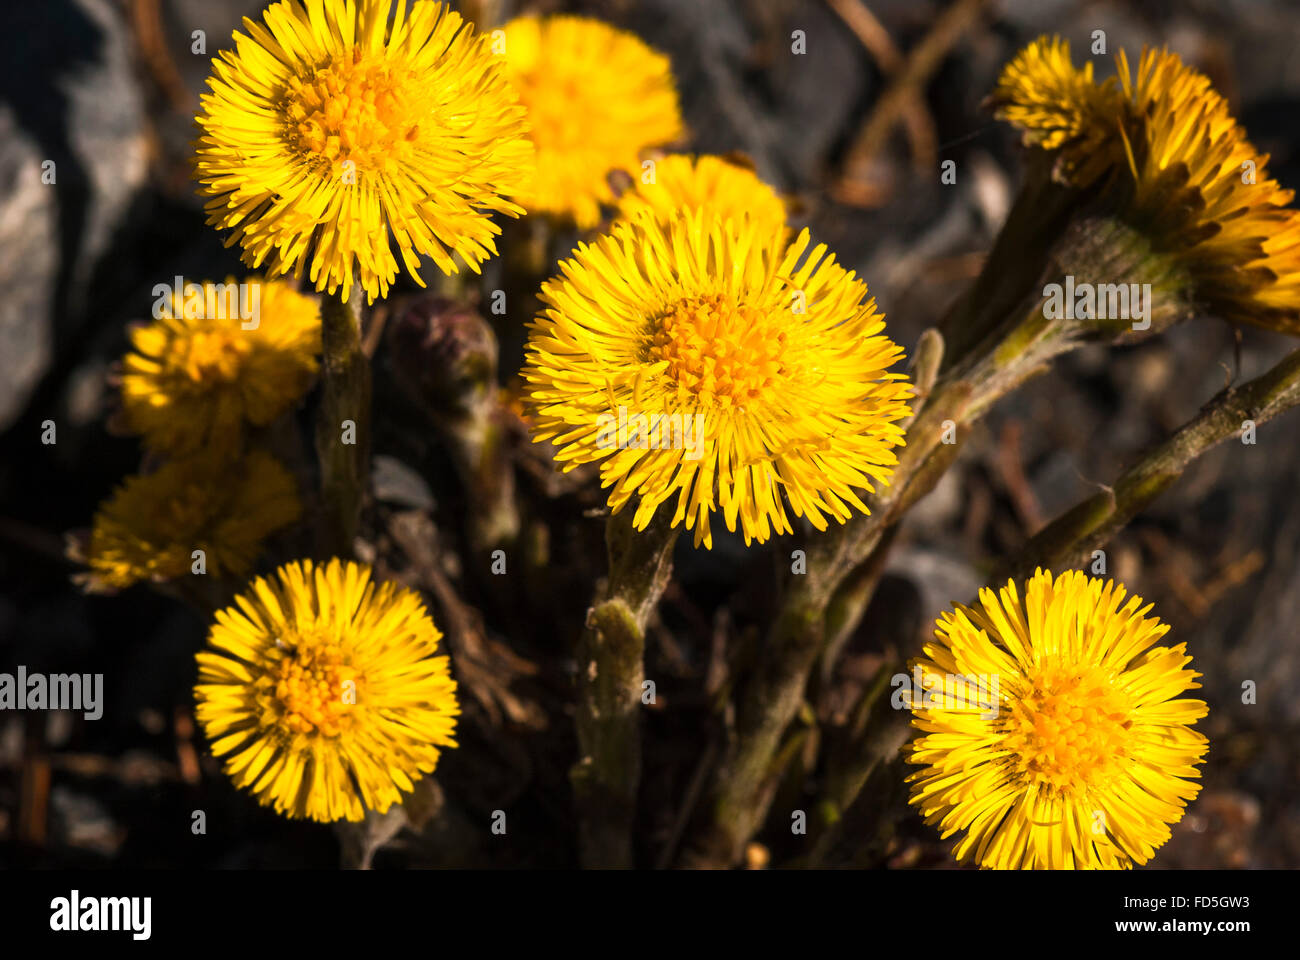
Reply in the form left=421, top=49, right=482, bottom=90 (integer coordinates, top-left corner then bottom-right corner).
left=646, top=294, right=789, bottom=408
left=271, top=640, right=358, bottom=738
left=178, top=330, right=250, bottom=384
left=1002, top=661, right=1132, bottom=792
left=282, top=49, right=422, bottom=174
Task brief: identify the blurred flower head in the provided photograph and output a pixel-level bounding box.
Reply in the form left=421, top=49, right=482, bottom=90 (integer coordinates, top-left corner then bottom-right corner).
left=195, top=558, right=459, bottom=822
left=616, top=153, right=787, bottom=233
left=522, top=209, right=912, bottom=549
left=121, top=277, right=320, bottom=459
left=501, top=14, right=683, bottom=228
left=194, top=0, right=532, bottom=303
left=994, top=36, right=1300, bottom=332
left=81, top=451, right=302, bottom=592
left=906, top=569, right=1209, bottom=870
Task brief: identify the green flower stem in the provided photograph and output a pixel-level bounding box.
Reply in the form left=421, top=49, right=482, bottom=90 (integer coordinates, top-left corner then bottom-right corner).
left=1009, top=345, right=1300, bottom=580
left=447, top=404, right=519, bottom=551
left=315, top=284, right=372, bottom=558
left=818, top=525, right=900, bottom=688
left=686, top=216, right=1192, bottom=867
left=815, top=330, right=942, bottom=686
left=496, top=215, right=553, bottom=375
left=939, top=158, right=1081, bottom=366
left=571, top=507, right=680, bottom=869
left=804, top=658, right=910, bottom=866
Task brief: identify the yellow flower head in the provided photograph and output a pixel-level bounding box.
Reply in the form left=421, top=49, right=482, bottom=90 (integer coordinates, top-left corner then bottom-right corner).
left=195, top=0, right=532, bottom=303
left=995, top=36, right=1300, bottom=331
left=502, top=15, right=683, bottom=228
left=1117, top=47, right=1300, bottom=330
left=523, top=210, right=913, bottom=549
left=616, top=153, right=787, bottom=233
left=989, top=35, right=1125, bottom=184
left=195, top=558, right=459, bottom=822
left=121, top=277, right=320, bottom=459
left=84, top=451, right=302, bottom=592
left=906, top=569, right=1209, bottom=870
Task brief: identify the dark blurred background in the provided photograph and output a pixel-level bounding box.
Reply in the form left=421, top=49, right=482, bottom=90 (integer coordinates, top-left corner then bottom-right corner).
left=0, top=0, right=1297, bottom=868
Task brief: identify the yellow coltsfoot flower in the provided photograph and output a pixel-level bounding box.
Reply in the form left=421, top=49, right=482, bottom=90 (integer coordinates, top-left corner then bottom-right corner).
left=195, top=559, right=459, bottom=822
left=501, top=15, right=683, bottom=228
left=82, top=451, right=302, bottom=592
left=195, top=0, right=533, bottom=303
left=906, top=569, right=1209, bottom=869
left=1116, top=46, right=1300, bottom=330
left=121, top=277, right=320, bottom=459
left=994, top=36, right=1300, bottom=332
left=989, top=35, right=1126, bottom=186
left=523, top=209, right=912, bottom=549
left=616, top=153, right=787, bottom=233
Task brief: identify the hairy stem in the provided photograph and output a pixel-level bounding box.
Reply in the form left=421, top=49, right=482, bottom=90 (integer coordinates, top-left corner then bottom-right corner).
left=572, top=508, right=679, bottom=868
left=805, top=659, right=910, bottom=866
left=1010, top=346, right=1300, bottom=579
left=315, top=285, right=371, bottom=558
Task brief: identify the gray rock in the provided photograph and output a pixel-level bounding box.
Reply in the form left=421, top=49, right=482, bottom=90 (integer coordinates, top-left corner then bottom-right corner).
left=162, top=0, right=274, bottom=96
left=0, top=0, right=147, bottom=429
left=61, top=0, right=149, bottom=309
left=886, top=545, right=983, bottom=627
left=154, top=0, right=271, bottom=208
left=372, top=455, right=437, bottom=511
left=51, top=787, right=124, bottom=858
left=623, top=0, right=869, bottom=189
left=0, top=107, right=58, bottom=428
